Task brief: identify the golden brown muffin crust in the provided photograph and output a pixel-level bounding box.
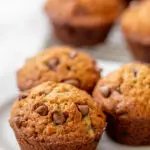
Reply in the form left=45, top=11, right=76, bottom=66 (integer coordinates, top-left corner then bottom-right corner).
left=10, top=82, right=106, bottom=144
left=45, top=0, right=124, bottom=27
left=121, top=0, right=150, bottom=44
left=17, top=46, right=100, bottom=92
left=93, top=62, right=150, bottom=119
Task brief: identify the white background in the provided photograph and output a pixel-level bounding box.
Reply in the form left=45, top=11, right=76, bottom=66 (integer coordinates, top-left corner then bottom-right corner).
left=0, top=0, right=48, bottom=76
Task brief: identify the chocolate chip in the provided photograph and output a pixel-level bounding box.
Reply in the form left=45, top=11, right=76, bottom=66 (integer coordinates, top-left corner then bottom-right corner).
left=99, top=86, right=111, bottom=97
left=63, top=79, right=80, bottom=87
left=133, top=68, right=138, bottom=77
left=18, top=92, right=28, bottom=100
left=14, top=116, right=24, bottom=128
left=52, top=111, right=66, bottom=125
left=69, top=51, right=77, bottom=59
left=66, top=66, right=71, bottom=71
left=34, top=104, right=48, bottom=116
left=63, top=112, right=69, bottom=119
left=77, top=105, right=89, bottom=116
left=45, top=58, right=59, bottom=71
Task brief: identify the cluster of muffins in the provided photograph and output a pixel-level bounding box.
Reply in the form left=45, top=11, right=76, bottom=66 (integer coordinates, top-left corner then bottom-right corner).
left=9, top=0, right=150, bottom=149
left=10, top=46, right=150, bottom=150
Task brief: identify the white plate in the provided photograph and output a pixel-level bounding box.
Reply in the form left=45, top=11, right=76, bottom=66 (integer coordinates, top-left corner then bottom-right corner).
left=0, top=60, right=149, bottom=150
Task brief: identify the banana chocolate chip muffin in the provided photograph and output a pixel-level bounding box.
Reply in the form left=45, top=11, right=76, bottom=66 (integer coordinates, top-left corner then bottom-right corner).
left=121, top=0, right=150, bottom=62
left=17, top=46, right=100, bottom=93
left=93, top=62, right=150, bottom=145
left=45, top=0, right=124, bottom=46
left=10, top=82, right=106, bottom=150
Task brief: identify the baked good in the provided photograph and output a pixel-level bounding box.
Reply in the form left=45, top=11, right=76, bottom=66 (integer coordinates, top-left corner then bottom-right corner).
left=121, top=0, right=150, bottom=62
left=10, top=82, right=106, bottom=150
left=93, top=62, right=150, bottom=145
left=17, top=46, right=100, bottom=93
left=45, top=0, right=124, bottom=46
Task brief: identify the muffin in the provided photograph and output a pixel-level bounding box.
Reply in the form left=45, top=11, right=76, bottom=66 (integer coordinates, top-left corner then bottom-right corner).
left=121, top=0, right=150, bottom=62
left=93, top=62, right=150, bottom=145
left=10, top=82, right=106, bottom=150
left=45, top=0, right=124, bottom=46
left=17, top=46, right=100, bottom=93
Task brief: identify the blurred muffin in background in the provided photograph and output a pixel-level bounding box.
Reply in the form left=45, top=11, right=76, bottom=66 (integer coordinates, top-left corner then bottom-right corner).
left=121, top=0, right=150, bottom=62
left=17, top=46, right=100, bottom=93
left=93, top=62, right=150, bottom=145
left=10, top=82, right=106, bottom=150
left=45, top=0, right=124, bottom=46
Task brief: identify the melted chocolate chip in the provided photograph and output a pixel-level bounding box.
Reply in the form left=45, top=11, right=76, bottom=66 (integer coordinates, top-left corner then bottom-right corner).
left=45, top=58, right=59, bottom=71
left=63, top=112, right=69, bottom=119
left=63, top=79, right=80, bottom=87
left=69, top=51, right=78, bottom=59
left=18, top=92, right=28, bottom=100
left=133, top=68, right=138, bottom=77
left=34, top=104, right=48, bottom=116
left=77, top=105, right=89, bottom=116
left=52, top=111, right=66, bottom=125
left=66, top=66, right=71, bottom=71
left=99, top=86, right=111, bottom=97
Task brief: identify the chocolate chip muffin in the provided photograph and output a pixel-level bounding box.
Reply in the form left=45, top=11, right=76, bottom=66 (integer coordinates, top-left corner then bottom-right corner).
left=17, top=46, right=100, bottom=93
left=45, top=0, right=124, bottom=46
left=121, top=0, right=150, bottom=62
left=93, top=62, right=150, bottom=145
left=10, top=82, right=106, bottom=150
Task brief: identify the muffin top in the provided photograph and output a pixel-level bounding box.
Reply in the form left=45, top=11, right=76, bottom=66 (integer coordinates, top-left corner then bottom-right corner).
left=17, top=46, right=100, bottom=92
left=10, top=82, right=106, bottom=143
left=93, top=62, right=150, bottom=119
left=121, top=0, right=150, bottom=44
left=45, top=0, right=124, bottom=27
